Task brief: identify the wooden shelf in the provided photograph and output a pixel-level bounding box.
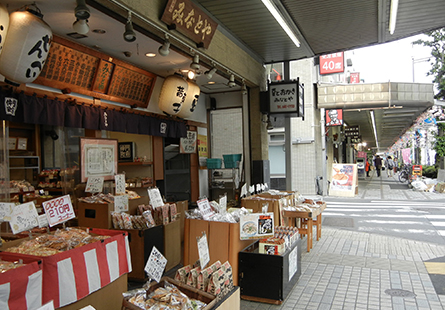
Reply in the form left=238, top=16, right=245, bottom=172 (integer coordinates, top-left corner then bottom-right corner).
left=118, top=161, right=153, bottom=166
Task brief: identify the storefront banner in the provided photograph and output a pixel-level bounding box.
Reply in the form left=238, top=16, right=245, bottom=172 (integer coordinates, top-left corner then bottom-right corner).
left=0, top=202, right=14, bottom=222
left=197, top=232, right=210, bottom=269
left=240, top=213, right=274, bottom=240
left=9, top=202, right=38, bottom=234
left=144, top=246, right=167, bottom=283
left=114, top=174, right=126, bottom=195
left=85, top=176, right=104, bottom=193
left=148, top=188, right=164, bottom=209
left=114, top=195, right=129, bottom=212
left=42, top=195, right=76, bottom=227
left=197, top=198, right=215, bottom=220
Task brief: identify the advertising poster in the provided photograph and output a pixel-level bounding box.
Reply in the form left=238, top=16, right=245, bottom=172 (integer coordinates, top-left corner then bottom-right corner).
left=329, top=164, right=358, bottom=197
left=240, top=213, right=274, bottom=240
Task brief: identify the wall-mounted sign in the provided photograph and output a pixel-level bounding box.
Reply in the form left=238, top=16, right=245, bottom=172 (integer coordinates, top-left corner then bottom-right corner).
left=319, top=52, right=344, bottom=75
left=350, top=72, right=360, bottom=84
left=326, top=109, right=343, bottom=126
left=345, top=126, right=359, bottom=136
left=351, top=136, right=362, bottom=143
left=180, top=131, right=197, bottom=154
left=266, top=80, right=304, bottom=118
left=198, top=134, right=208, bottom=158
left=161, top=0, right=218, bottom=49
left=298, top=80, right=305, bottom=119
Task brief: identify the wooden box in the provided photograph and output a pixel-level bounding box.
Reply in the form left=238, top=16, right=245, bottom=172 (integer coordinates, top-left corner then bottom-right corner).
left=183, top=218, right=255, bottom=286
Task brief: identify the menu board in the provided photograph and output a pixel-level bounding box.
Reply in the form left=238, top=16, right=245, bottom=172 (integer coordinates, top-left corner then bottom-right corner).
left=240, top=213, right=274, bottom=240
left=9, top=202, right=39, bottom=234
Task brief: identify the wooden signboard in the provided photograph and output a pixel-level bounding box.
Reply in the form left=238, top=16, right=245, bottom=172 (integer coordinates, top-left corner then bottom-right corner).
left=161, top=0, right=218, bottom=48
left=329, top=164, right=358, bottom=197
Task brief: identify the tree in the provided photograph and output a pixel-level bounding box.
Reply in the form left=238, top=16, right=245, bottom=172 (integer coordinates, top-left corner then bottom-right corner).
left=413, top=28, right=445, bottom=100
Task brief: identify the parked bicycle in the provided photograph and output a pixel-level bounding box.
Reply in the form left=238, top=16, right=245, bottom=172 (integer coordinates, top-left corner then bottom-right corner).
left=398, top=164, right=411, bottom=183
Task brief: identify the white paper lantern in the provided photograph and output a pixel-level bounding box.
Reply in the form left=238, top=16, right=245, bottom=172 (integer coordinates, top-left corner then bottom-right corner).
left=0, top=5, right=9, bottom=55
left=158, top=74, right=189, bottom=115
left=177, top=81, right=200, bottom=119
left=0, top=9, right=52, bottom=86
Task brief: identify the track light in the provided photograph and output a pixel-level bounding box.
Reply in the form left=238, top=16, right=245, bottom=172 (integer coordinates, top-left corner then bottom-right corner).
left=158, top=36, right=170, bottom=56
left=75, top=0, right=90, bottom=20
left=123, top=11, right=136, bottom=42
left=187, top=70, right=195, bottom=80
left=73, top=19, right=89, bottom=35
left=228, top=74, right=236, bottom=87
left=190, top=54, right=200, bottom=70
left=204, top=67, right=217, bottom=79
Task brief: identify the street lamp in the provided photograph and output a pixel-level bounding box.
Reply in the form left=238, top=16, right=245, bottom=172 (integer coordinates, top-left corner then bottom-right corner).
left=412, top=57, right=430, bottom=82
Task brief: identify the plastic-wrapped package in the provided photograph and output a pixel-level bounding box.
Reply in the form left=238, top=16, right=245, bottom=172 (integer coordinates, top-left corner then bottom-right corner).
left=185, top=208, right=203, bottom=220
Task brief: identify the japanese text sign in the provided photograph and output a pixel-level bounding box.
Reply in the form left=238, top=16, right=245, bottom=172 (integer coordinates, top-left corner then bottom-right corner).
left=85, top=176, right=104, bottom=193
left=0, top=202, right=14, bottom=222
left=9, top=202, right=39, bottom=234
left=38, top=214, right=49, bottom=228
left=145, top=246, right=167, bottom=283
left=319, top=52, right=344, bottom=75
left=350, top=72, right=360, bottom=84
left=114, top=195, right=129, bottom=212
left=161, top=0, right=218, bottom=49
left=240, top=213, right=274, bottom=240
left=148, top=188, right=164, bottom=209
left=197, top=198, right=215, bottom=220
left=114, top=174, right=126, bottom=195
left=269, top=82, right=298, bottom=114
left=42, top=195, right=76, bottom=227
left=197, top=232, right=210, bottom=269
left=180, top=131, right=197, bottom=154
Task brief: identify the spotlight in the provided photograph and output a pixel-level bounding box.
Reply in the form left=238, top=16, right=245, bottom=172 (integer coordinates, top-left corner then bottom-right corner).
left=204, top=67, right=217, bottom=80
left=187, top=70, right=195, bottom=80
left=123, top=11, right=136, bottom=42
left=228, top=74, right=236, bottom=87
left=73, top=19, right=89, bottom=35
left=74, top=0, right=90, bottom=20
left=158, top=37, right=170, bottom=56
left=190, top=54, right=200, bottom=70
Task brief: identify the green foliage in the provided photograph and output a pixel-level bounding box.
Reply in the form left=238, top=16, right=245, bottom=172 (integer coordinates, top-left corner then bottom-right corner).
left=422, top=165, right=438, bottom=178
left=413, top=28, right=445, bottom=100
left=434, top=123, right=445, bottom=156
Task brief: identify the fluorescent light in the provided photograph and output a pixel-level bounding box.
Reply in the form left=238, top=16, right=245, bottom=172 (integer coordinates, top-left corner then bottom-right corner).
left=261, top=0, right=300, bottom=47
left=370, top=110, right=379, bottom=150
left=389, top=0, right=399, bottom=35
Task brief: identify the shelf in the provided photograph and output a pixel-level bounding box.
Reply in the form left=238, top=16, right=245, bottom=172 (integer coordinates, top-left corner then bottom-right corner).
left=118, top=161, right=153, bottom=166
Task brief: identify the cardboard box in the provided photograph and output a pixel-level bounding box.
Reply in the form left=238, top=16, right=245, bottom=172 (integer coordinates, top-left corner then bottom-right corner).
left=183, top=218, right=255, bottom=286
left=241, top=196, right=282, bottom=226
left=213, top=286, right=241, bottom=310
left=164, top=217, right=181, bottom=271
left=171, top=200, right=188, bottom=242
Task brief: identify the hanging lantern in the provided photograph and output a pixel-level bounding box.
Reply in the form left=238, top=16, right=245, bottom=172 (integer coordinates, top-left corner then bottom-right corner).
left=0, top=4, right=9, bottom=55
left=177, top=81, right=200, bottom=119
left=0, top=6, right=52, bottom=86
left=158, top=74, right=188, bottom=115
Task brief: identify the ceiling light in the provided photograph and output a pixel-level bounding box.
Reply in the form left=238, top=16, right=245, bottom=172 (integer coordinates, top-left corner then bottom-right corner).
left=158, top=36, right=170, bottom=56
left=187, top=70, right=195, bottom=80
left=75, top=0, right=90, bottom=20
left=208, top=81, right=216, bottom=84
left=370, top=110, right=379, bottom=150
left=204, top=67, right=217, bottom=79
left=190, top=54, right=200, bottom=70
left=228, top=74, right=236, bottom=88
left=73, top=19, right=89, bottom=35
left=261, top=0, right=300, bottom=48
left=123, top=11, right=136, bottom=42
left=145, top=52, right=156, bottom=57
left=389, top=0, right=399, bottom=34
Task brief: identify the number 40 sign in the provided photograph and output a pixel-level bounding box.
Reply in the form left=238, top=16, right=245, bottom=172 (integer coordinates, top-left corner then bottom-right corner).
left=42, top=195, right=76, bottom=227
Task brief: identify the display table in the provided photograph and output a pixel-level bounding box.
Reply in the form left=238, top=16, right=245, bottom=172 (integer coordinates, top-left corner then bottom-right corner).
left=282, top=202, right=326, bottom=252
left=239, top=239, right=302, bottom=304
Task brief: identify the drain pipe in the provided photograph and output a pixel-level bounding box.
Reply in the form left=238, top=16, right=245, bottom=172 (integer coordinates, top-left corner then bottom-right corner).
left=321, top=108, right=328, bottom=196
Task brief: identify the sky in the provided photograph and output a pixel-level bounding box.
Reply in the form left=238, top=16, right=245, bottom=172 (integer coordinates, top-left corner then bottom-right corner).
left=350, top=34, right=435, bottom=84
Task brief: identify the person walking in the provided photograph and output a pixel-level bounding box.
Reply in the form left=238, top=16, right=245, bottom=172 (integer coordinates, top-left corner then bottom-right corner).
left=385, top=156, right=394, bottom=177
left=365, top=159, right=370, bottom=177
left=374, top=155, right=383, bottom=177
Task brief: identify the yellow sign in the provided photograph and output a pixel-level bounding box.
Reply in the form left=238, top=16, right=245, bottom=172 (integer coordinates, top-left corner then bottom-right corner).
left=198, top=134, right=207, bottom=158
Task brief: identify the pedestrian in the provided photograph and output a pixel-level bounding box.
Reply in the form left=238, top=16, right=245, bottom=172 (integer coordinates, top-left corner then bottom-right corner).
left=365, top=159, right=370, bottom=177
left=385, top=156, right=394, bottom=177
left=374, top=155, right=383, bottom=177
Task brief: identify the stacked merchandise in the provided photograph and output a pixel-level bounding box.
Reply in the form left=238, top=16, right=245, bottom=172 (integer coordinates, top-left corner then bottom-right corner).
left=259, top=226, right=299, bottom=255
left=78, top=190, right=141, bottom=203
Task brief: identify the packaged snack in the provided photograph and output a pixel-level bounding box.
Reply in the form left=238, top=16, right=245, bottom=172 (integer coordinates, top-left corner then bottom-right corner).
left=187, top=266, right=201, bottom=288
left=174, top=265, right=191, bottom=284
left=161, top=204, right=170, bottom=225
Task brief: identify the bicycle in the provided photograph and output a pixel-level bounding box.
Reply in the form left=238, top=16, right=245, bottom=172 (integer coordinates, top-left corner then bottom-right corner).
left=398, top=165, right=411, bottom=183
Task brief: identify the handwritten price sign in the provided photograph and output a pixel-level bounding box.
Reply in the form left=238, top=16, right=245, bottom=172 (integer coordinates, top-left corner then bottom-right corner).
left=114, top=174, right=126, bottom=195
left=0, top=202, right=14, bottom=222
left=144, top=246, right=167, bottom=283
left=85, top=176, right=104, bottom=193
left=9, top=202, right=39, bottom=234
left=197, top=198, right=215, bottom=220
left=42, top=195, right=75, bottom=227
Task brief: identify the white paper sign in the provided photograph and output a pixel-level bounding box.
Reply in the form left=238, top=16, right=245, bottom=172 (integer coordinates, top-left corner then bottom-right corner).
left=42, top=195, right=76, bottom=227
left=256, top=184, right=261, bottom=193
left=289, top=245, right=299, bottom=281
left=240, top=212, right=274, bottom=240
left=114, top=195, right=129, bottom=212
left=9, top=202, right=39, bottom=234
left=38, top=214, right=49, bottom=228
left=85, top=176, right=104, bottom=193
left=249, top=185, right=255, bottom=194
left=261, top=184, right=266, bottom=191
left=36, top=300, right=55, bottom=310
left=144, top=246, right=167, bottom=283
left=219, top=195, right=227, bottom=212
left=114, top=174, right=126, bottom=195
left=0, top=202, right=14, bottom=222
left=241, top=183, right=247, bottom=197
left=197, top=233, right=210, bottom=269
left=197, top=198, right=215, bottom=220
left=148, top=188, right=164, bottom=209
left=265, top=183, right=269, bottom=190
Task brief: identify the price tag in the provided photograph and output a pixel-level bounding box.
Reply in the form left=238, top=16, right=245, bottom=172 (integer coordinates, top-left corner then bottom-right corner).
left=197, top=198, right=215, bottom=220
left=219, top=195, right=227, bottom=212
left=249, top=185, right=255, bottom=195
left=144, top=246, right=167, bottom=283
left=197, top=232, right=210, bottom=269
left=114, top=174, right=126, bottom=195
left=42, top=195, right=76, bottom=227
left=256, top=184, right=261, bottom=193
left=114, top=195, right=129, bottom=212
left=36, top=301, right=55, bottom=310
left=148, top=188, right=164, bottom=209
left=85, top=176, right=104, bottom=193
left=0, top=202, right=14, bottom=222
left=9, top=202, right=39, bottom=234
left=38, top=214, right=49, bottom=228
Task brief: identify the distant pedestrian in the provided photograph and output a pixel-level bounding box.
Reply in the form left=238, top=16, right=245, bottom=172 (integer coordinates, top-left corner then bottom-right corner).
left=374, top=155, right=383, bottom=177
left=365, top=159, right=370, bottom=177
left=385, top=156, right=394, bottom=177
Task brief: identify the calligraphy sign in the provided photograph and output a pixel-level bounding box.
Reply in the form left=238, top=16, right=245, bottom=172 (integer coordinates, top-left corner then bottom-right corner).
left=114, top=195, right=129, bottom=212
left=269, top=81, right=298, bottom=115
left=161, top=0, right=218, bottom=49
left=180, top=131, right=197, bottom=154
left=9, top=202, right=39, bottom=234
left=197, top=233, right=210, bottom=269
left=114, top=174, right=126, bottom=195
left=197, top=198, right=215, bottom=220
left=92, top=59, right=114, bottom=93
left=148, top=188, right=164, bottom=209
left=42, top=195, right=76, bottom=227
left=0, top=202, right=14, bottom=222
left=145, top=246, right=167, bottom=283
left=85, top=176, right=104, bottom=193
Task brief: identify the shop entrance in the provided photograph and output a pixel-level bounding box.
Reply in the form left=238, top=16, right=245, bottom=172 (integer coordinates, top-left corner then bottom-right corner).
left=164, top=137, right=191, bottom=202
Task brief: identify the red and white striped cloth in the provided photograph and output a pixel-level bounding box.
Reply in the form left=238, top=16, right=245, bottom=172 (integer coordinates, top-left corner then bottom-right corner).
left=0, top=228, right=132, bottom=309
